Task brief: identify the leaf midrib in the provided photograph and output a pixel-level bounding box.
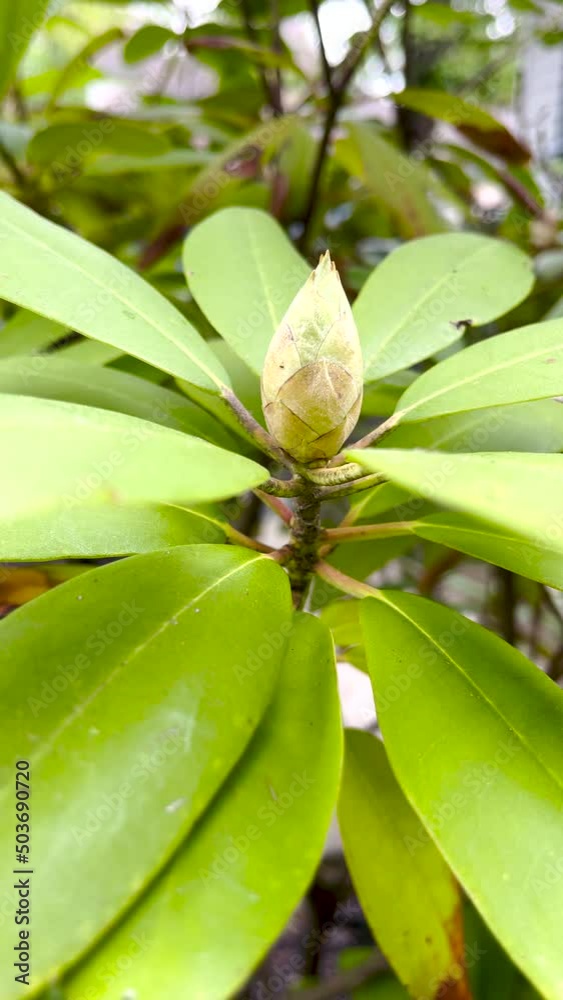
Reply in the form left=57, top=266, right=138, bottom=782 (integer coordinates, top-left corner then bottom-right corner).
left=0, top=556, right=262, bottom=796
left=0, top=203, right=224, bottom=389
left=361, top=240, right=493, bottom=376
left=399, top=334, right=563, bottom=421
left=373, top=593, right=563, bottom=798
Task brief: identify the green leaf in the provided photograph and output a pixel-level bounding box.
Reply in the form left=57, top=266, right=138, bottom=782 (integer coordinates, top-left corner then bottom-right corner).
left=84, top=148, right=209, bottom=176
left=339, top=730, right=467, bottom=998
left=0, top=394, right=267, bottom=519
left=56, top=338, right=124, bottom=366
left=412, top=512, right=563, bottom=591
left=383, top=400, right=563, bottom=454
left=0, top=0, right=50, bottom=98
left=0, top=356, right=238, bottom=448
left=361, top=592, right=563, bottom=1000
left=0, top=309, right=67, bottom=358
left=394, top=319, right=563, bottom=424
left=353, top=234, right=533, bottom=382
left=321, top=599, right=366, bottom=670
left=362, top=371, right=417, bottom=417
left=124, top=24, right=177, bottom=62
left=336, top=124, right=449, bottom=240
left=0, top=503, right=228, bottom=560
left=0, top=546, right=292, bottom=997
left=0, top=193, right=227, bottom=392
left=27, top=121, right=170, bottom=168
left=347, top=448, right=563, bottom=562
left=350, top=482, right=416, bottom=524
left=183, top=206, right=309, bottom=374
left=63, top=612, right=341, bottom=1000
left=392, top=89, right=529, bottom=163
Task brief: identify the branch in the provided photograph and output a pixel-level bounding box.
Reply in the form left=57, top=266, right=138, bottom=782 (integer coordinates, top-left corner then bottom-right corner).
left=254, top=489, right=293, bottom=524
left=299, top=0, right=396, bottom=250
left=239, top=0, right=282, bottom=115
left=221, top=388, right=293, bottom=468
left=315, top=559, right=379, bottom=598
left=308, top=0, right=334, bottom=97
left=324, top=520, right=414, bottom=543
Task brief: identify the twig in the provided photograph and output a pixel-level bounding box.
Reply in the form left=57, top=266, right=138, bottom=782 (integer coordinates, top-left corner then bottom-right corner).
left=308, top=0, right=334, bottom=97
left=240, top=0, right=282, bottom=115
left=299, top=0, right=396, bottom=251
left=259, top=477, right=305, bottom=498
left=324, top=520, right=414, bottom=543
left=221, top=388, right=293, bottom=468
left=270, top=0, right=284, bottom=116
left=254, top=489, right=293, bottom=524
left=314, top=560, right=379, bottom=598
left=223, top=524, right=273, bottom=552
left=283, top=952, right=387, bottom=1000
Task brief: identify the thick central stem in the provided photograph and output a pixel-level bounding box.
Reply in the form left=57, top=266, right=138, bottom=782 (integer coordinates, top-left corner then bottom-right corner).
left=287, top=488, right=322, bottom=608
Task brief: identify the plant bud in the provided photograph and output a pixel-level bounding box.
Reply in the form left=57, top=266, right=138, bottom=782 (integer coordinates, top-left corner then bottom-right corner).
left=261, top=252, right=363, bottom=464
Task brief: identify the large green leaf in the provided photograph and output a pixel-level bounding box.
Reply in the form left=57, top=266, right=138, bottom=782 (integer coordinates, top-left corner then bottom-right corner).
left=0, top=356, right=238, bottom=448
left=394, top=319, right=563, bottom=424
left=64, top=612, right=341, bottom=1000
left=0, top=193, right=227, bottom=391
left=183, top=207, right=309, bottom=374
left=0, top=309, right=67, bottom=358
left=354, top=235, right=533, bottom=382
left=335, top=124, right=450, bottom=239
left=383, top=399, right=563, bottom=454
left=0, top=546, right=292, bottom=997
left=0, top=0, right=50, bottom=98
left=0, top=394, right=267, bottom=519
left=339, top=730, right=467, bottom=998
left=348, top=448, right=563, bottom=560
left=392, top=89, right=529, bottom=163
left=27, top=122, right=170, bottom=167
left=412, top=512, right=563, bottom=591
left=0, top=503, right=227, bottom=560
left=361, top=592, right=563, bottom=1000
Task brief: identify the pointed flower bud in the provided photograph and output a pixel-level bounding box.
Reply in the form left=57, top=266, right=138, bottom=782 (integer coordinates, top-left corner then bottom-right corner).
left=261, top=252, right=363, bottom=465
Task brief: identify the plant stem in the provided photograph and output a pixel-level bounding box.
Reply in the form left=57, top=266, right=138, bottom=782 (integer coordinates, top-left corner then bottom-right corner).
left=313, top=471, right=386, bottom=500
left=240, top=0, right=282, bottom=115
left=286, top=486, right=323, bottom=606
left=259, top=477, right=305, bottom=498
left=324, top=520, right=414, bottom=543
left=223, top=524, right=273, bottom=553
left=221, top=387, right=293, bottom=468
left=315, top=560, right=379, bottom=599
left=308, top=0, right=334, bottom=97
left=345, top=411, right=401, bottom=452
left=299, top=0, right=395, bottom=251
left=298, top=461, right=366, bottom=486
left=254, top=489, right=293, bottom=524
